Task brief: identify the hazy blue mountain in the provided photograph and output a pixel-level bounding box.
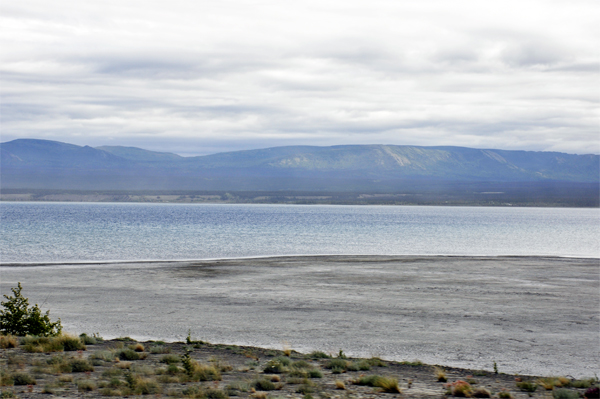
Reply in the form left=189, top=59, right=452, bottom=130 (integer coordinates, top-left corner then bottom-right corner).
left=1, top=139, right=598, bottom=193
left=96, top=146, right=182, bottom=162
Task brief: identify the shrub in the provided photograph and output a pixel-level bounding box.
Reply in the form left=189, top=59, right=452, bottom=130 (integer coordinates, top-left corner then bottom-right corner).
left=0, top=335, right=18, bottom=349
left=435, top=367, right=447, bottom=382
left=367, top=357, right=387, bottom=367
left=159, top=354, right=179, bottom=364
left=60, top=335, right=86, bottom=351
left=355, top=375, right=401, bottom=393
left=150, top=345, right=170, bottom=354
left=308, top=369, right=323, bottom=378
left=347, top=360, right=370, bottom=371
left=252, top=379, right=276, bottom=391
left=226, top=381, right=250, bottom=395
left=296, top=384, right=314, bottom=394
left=192, top=364, right=221, bottom=382
left=206, top=388, right=228, bottom=399
left=516, top=381, right=538, bottom=393
left=553, top=388, right=580, bottom=399
left=0, top=283, right=62, bottom=336
left=585, top=387, right=599, bottom=399
left=445, top=380, right=473, bottom=397
left=12, top=373, right=36, bottom=386
left=308, top=351, right=330, bottom=359
left=324, top=358, right=348, bottom=371
left=131, top=343, right=145, bottom=352
left=335, top=380, right=345, bottom=390
left=572, top=378, right=595, bottom=389
left=70, top=359, right=94, bottom=373
left=263, top=359, right=287, bottom=374
left=291, top=360, right=310, bottom=369
left=118, top=349, right=140, bottom=361
left=77, top=379, right=96, bottom=392
left=498, top=390, right=513, bottom=399
left=133, top=377, right=160, bottom=395
left=79, top=333, right=97, bottom=345
left=472, top=387, right=491, bottom=398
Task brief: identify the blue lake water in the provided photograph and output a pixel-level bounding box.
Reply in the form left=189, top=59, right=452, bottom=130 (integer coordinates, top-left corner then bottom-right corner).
left=1, top=202, right=598, bottom=263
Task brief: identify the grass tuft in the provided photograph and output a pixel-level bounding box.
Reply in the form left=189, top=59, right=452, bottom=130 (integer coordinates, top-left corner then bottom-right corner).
left=0, top=336, right=18, bottom=349
left=354, top=375, right=401, bottom=393
left=434, top=367, right=447, bottom=382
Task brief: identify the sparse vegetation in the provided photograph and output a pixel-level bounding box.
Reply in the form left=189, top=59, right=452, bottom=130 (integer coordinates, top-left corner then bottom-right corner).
left=516, top=380, right=538, bottom=393
left=0, top=336, right=589, bottom=399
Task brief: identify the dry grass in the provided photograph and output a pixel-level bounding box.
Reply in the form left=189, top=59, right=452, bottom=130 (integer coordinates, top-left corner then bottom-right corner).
left=131, top=343, right=145, bottom=352
left=435, top=366, right=447, bottom=382
left=335, top=380, right=346, bottom=390
left=0, top=335, right=18, bottom=349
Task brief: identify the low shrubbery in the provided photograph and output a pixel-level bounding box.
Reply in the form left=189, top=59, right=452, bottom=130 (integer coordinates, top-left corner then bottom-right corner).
left=354, top=375, right=401, bottom=393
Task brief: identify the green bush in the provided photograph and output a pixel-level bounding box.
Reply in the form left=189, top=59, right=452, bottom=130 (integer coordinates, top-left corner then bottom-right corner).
left=79, top=333, right=97, bottom=345
left=251, top=379, right=276, bottom=391
left=263, top=359, right=287, bottom=374
left=160, top=354, right=180, bottom=364
left=308, top=351, right=330, bottom=359
left=70, top=359, right=94, bottom=373
left=118, top=349, right=140, bottom=361
left=12, top=373, right=36, bottom=386
left=0, top=283, right=62, bottom=337
left=325, top=358, right=348, bottom=371
left=205, top=388, right=228, bottom=399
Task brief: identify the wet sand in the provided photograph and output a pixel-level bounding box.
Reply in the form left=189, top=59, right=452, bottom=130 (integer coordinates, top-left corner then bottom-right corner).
left=1, top=256, right=598, bottom=377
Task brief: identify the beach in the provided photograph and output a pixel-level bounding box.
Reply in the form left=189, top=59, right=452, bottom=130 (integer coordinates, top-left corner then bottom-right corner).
left=1, top=255, right=598, bottom=377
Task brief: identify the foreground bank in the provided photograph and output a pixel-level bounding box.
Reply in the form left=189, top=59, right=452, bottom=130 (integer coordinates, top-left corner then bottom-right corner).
left=1, top=335, right=598, bottom=399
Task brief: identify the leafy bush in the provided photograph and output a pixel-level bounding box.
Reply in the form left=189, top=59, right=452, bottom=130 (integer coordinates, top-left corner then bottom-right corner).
left=0, top=283, right=62, bottom=337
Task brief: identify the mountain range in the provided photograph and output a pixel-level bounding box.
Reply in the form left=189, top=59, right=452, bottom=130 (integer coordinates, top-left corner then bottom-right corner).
left=1, top=139, right=598, bottom=205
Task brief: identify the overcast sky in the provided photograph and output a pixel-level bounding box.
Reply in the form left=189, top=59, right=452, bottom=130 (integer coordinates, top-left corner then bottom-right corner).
left=1, top=0, right=598, bottom=156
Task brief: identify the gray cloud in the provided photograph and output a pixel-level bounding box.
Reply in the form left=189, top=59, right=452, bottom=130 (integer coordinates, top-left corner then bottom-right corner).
left=1, top=0, right=598, bottom=156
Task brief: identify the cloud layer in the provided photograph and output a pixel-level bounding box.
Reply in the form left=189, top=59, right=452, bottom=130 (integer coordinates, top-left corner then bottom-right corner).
left=1, top=0, right=598, bottom=155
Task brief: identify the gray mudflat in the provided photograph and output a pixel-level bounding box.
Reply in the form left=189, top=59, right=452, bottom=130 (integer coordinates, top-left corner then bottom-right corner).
left=1, top=256, right=598, bottom=377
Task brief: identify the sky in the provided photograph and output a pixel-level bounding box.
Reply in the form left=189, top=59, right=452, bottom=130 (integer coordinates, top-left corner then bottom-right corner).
left=1, top=0, right=598, bottom=156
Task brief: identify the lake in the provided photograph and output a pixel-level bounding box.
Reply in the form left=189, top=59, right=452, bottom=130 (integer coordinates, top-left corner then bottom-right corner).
left=1, top=202, right=598, bottom=263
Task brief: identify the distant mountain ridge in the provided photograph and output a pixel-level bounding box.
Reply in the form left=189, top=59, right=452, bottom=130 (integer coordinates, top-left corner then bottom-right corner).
left=1, top=139, right=598, bottom=193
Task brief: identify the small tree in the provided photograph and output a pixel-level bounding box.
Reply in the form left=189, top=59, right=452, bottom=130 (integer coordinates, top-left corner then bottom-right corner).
left=0, top=282, right=62, bottom=336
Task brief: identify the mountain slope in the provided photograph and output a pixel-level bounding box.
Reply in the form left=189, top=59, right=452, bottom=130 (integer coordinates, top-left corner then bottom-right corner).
left=96, top=146, right=182, bottom=162
left=1, top=139, right=598, bottom=193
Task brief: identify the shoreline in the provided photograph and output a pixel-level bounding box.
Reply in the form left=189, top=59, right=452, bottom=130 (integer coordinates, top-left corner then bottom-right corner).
left=2, top=253, right=599, bottom=267
left=1, top=255, right=598, bottom=378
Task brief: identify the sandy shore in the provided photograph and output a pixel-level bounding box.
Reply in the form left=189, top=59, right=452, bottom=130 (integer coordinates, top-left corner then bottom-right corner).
left=1, top=255, right=598, bottom=377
